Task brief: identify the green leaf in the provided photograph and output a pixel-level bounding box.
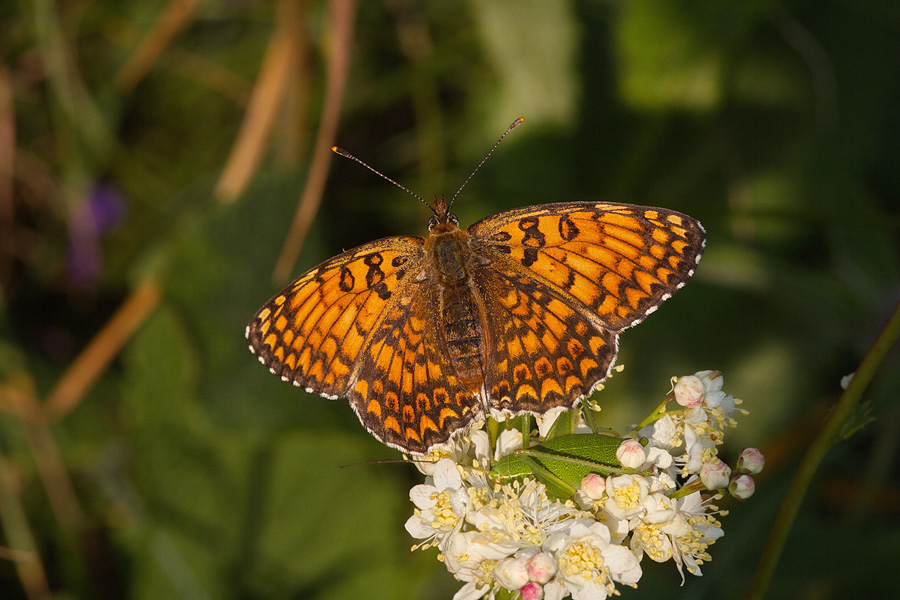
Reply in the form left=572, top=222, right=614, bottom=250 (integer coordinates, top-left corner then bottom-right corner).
left=492, top=433, right=628, bottom=500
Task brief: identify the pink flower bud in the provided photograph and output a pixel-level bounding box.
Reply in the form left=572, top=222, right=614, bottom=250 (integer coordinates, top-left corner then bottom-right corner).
left=615, top=439, right=646, bottom=469
left=699, top=459, right=732, bottom=491
left=674, top=375, right=704, bottom=407
left=520, top=582, right=544, bottom=600
left=736, top=448, right=765, bottom=474
left=580, top=473, right=606, bottom=500
left=729, top=474, right=756, bottom=499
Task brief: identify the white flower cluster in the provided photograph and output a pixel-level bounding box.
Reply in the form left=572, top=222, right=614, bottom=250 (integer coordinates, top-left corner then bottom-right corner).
left=405, top=371, right=763, bottom=600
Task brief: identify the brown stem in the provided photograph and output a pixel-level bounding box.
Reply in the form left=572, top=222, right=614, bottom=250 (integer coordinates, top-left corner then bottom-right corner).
left=215, top=0, right=305, bottom=202
left=0, top=66, right=15, bottom=299
left=115, top=0, right=206, bottom=92
left=24, top=422, right=87, bottom=534
left=44, top=279, right=162, bottom=422
left=272, top=0, right=357, bottom=284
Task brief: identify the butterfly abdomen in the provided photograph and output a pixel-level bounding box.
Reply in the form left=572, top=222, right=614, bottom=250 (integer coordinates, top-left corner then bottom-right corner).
left=427, top=229, right=487, bottom=394
left=440, top=286, right=485, bottom=394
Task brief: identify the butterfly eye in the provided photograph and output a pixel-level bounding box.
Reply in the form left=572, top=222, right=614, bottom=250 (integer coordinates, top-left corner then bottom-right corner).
left=427, top=216, right=438, bottom=231
left=449, top=214, right=459, bottom=227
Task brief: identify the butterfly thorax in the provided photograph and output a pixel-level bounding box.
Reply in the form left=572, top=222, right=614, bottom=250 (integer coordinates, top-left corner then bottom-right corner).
left=431, top=228, right=468, bottom=285
left=426, top=196, right=468, bottom=286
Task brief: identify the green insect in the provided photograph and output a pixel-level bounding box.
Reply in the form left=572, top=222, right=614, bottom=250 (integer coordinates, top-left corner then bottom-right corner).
left=490, top=433, right=639, bottom=500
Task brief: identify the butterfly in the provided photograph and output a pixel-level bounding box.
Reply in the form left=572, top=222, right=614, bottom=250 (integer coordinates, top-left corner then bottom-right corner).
left=246, top=119, right=706, bottom=454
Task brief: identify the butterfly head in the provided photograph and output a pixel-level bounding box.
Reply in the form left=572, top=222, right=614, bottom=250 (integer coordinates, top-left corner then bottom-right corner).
left=427, top=195, right=460, bottom=233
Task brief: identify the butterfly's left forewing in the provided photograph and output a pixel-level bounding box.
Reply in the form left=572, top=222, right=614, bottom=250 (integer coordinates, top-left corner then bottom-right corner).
left=246, top=236, right=426, bottom=398
left=247, top=234, right=482, bottom=454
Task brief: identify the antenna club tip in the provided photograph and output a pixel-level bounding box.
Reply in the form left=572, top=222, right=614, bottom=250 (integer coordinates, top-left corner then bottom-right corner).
left=505, top=117, right=524, bottom=135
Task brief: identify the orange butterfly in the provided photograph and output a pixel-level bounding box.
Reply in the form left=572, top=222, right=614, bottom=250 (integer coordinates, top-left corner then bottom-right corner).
left=247, top=120, right=705, bottom=454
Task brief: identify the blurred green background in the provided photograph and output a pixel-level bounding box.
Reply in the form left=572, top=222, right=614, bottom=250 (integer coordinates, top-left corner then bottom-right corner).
left=2, top=0, right=899, bottom=598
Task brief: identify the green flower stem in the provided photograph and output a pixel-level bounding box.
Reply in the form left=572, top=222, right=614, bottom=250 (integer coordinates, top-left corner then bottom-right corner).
left=0, top=455, right=51, bottom=599
left=520, top=413, right=533, bottom=447
left=745, top=298, right=900, bottom=600
left=632, top=395, right=672, bottom=432
left=669, top=478, right=706, bottom=500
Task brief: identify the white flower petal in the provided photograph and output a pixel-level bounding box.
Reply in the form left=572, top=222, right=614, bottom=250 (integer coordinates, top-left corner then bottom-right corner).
left=452, top=581, right=490, bottom=600
left=696, top=370, right=723, bottom=392
left=674, top=375, right=704, bottom=407
left=542, top=581, right=568, bottom=600
left=495, top=429, right=524, bottom=459
left=449, top=487, right=469, bottom=515
left=404, top=514, right=434, bottom=539
left=494, top=556, right=530, bottom=589
left=434, top=458, right=463, bottom=490
left=535, top=407, right=568, bottom=437
left=642, top=414, right=676, bottom=448
left=604, top=544, right=642, bottom=584
left=409, top=484, right=438, bottom=509
left=469, top=430, right=492, bottom=464
left=644, top=446, right=673, bottom=470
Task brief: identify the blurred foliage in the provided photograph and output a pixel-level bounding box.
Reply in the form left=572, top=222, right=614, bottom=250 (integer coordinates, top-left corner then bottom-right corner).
left=1, top=0, right=899, bottom=599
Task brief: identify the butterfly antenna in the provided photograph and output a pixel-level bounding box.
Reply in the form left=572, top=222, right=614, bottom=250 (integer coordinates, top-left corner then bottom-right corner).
left=448, top=117, right=525, bottom=210
left=331, top=146, right=436, bottom=215
left=339, top=457, right=442, bottom=469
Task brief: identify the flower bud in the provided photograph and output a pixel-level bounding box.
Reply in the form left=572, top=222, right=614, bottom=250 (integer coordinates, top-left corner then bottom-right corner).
left=580, top=473, right=606, bottom=500
left=494, top=556, right=529, bottom=589
left=616, top=438, right=646, bottom=469
left=736, top=448, right=765, bottom=474
left=696, top=370, right=723, bottom=392
left=674, top=375, right=704, bottom=407
left=527, top=552, right=557, bottom=584
left=699, top=459, right=732, bottom=491
left=729, top=474, right=756, bottom=499
left=520, top=582, right=544, bottom=600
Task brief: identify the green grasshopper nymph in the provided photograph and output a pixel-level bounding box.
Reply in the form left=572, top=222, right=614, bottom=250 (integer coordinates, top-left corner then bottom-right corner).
left=490, top=433, right=643, bottom=501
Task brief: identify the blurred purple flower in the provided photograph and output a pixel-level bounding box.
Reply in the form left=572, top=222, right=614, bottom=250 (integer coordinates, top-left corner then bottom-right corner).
left=67, top=183, right=127, bottom=289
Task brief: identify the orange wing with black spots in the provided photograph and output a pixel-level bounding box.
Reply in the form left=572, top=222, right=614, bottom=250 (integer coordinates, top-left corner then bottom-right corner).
left=246, top=236, right=426, bottom=399
left=246, top=234, right=481, bottom=454
left=469, top=202, right=706, bottom=332
left=474, top=262, right=618, bottom=415
left=345, top=278, right=480, bottom=453
left=467, top=202, right=705, bottom=415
